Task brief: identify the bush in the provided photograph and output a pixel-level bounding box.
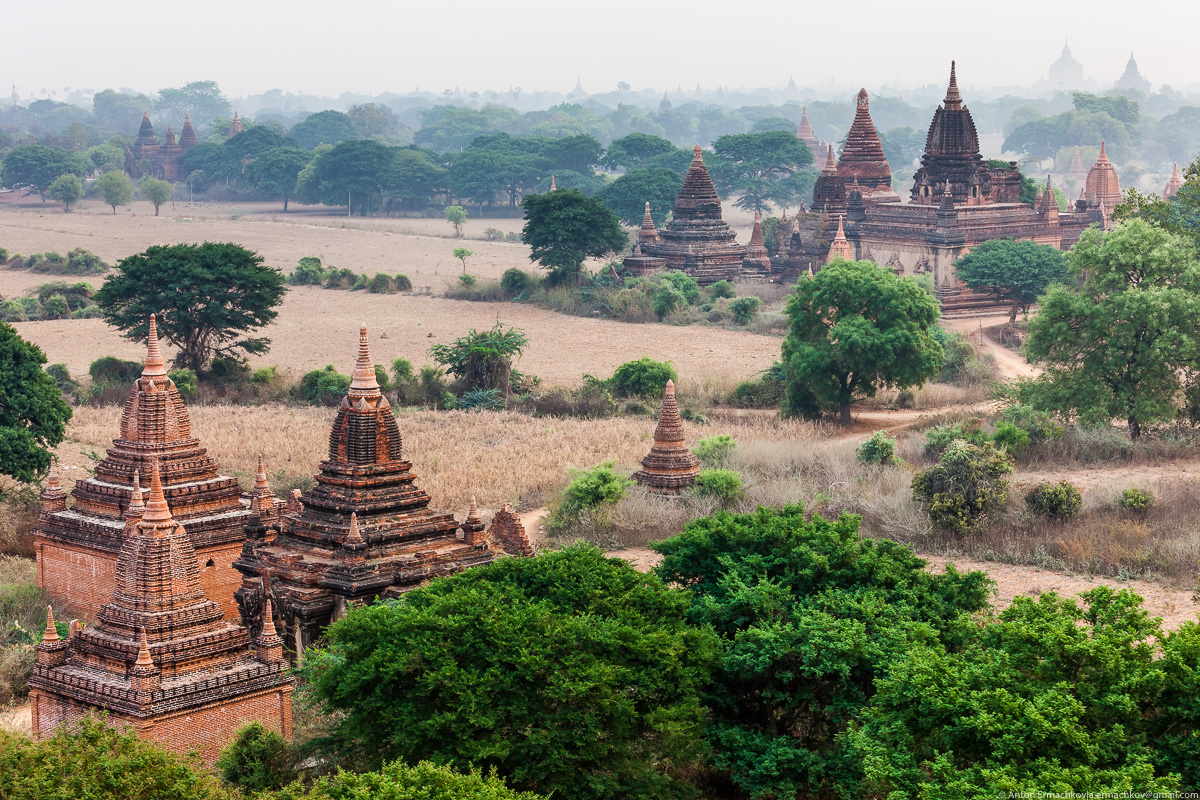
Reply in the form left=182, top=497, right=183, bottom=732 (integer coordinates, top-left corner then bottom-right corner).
left=1024, top=481, right=1083, bottom=520
left=352, top=273, right=369, bottom=290
left=0, top=301, right=27, bottom=323
left=693, top=434, right=736, bottom=466
left=418, top=365, right=451, bottom=408
left=560, top=461, right=633, bottom=517
left=912, top=440, right=1014, bottom=534
left=923, top=418, right=990, bottom=457
left=215, top=722, right=296, bottom=793
left=298, top=365, right=351, bottom=405
left=992, top=420, right=1031, bottom=456
left=729, top=296, right=761, bottom=325
left=483, top=227, right=506, bottom=241
left=394, top=272, right=412, bottom=291
left=1119, top=487, right=1155, bottom=512
left=459, top=388, right=505, bottom=411
left=660, top=271, right=700, bottom=303
left=250, top=366, right=278, bottom=385
left=931, top=326, right=976, bottom=383
left=708, top=280, right=736, bottom=300
left=290, top=256, right=326, bottom=285
left=1001, top=403, right=1063, bottom=445
left=208, top=357, right=252, bottom=386
left=44, top=364, right=76, bottom=395
left=428, top=322, right=528, bottom=397
left=459, top=273, right=477, bottom=287
left=88, top=355, right=141, bottom=386
left=857, top=430, right=903, bottom=465
left=501, top=268, right=537, bottom=297
left=64, top=247, right=108, bottom=274
left=368, top=272, right=394, bottom=293
left=532, top=382, right=617, bottom=419
left=609, top=357, right=677, bottom=398
left=41, top=294, right=70, bottom=320
left=653, top=285, right=686, bottom=319
left=728, top=375, right=785, bottom=408
left=71, top=305, right=103, bottom=319
left=168, top=369, right=198, bottom=401
left=692, top=469, right=743, bottom=504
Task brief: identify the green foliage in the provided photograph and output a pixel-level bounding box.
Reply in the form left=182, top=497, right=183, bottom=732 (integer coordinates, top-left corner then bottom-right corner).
left=595, top=167, right=683, bottom=225
left=368, top=272, right=394, bottom=293
left=692, top=469, right=743, bottom=503
left=560, top=461, right=633, bottom=517
left=301, top=546, right=719, bottom=800
left=428, top=322, right=528, bottom=396
left=394, top=273, right=412, bottom=292
left=458, top=273, right=477, bottom=288
left=458, top=388, right=505, bottom=411
left=531, top=382, right=617, bottom=419
left=452, top=248, right=473, bottom=274
left=1119, top=487, right=1155, bottom=512
left=0, top=324, right=72, bottom=482
left=96, top=243, right=287, bottom=372
left=709, top=131, right=816, bottom=213
left=602, top=133, right=680, bottom=171
left=1024, top=219, right=1200, bottom=440
left=521, top=189, right=627, bottom=279
left=659, top=270, right=700, bottom=303
left=693, top=434, right=736, bottom=466
left=500, top=268, right=537, bottom=298
left=728, top=296, right=760, bottom=325
left=44, top=364, right=76, bottom=396
left=1001, top=403, right=1064, bottom=445
left=783, top=259, right=943, bottom=425
left=955, top=238, right=1070, bottom=321
left=40, top=294, right=69, bottom=320
left=992, top=420, right=1031, bottom=456
left=298, top=365, right=351, bottom=405
left=289, top=256, right=326, bottom=285
left=444, top=204, right=467, bottom=236
left=245, top=146, right=311, bottom=210
left=929, top=326, right=983, bottom=385
left=609, top=357, right=677, bottom=398
left=93, top=170, right=134, bottom=213
left=0, top=715, right=236, bottom=800
left=47, top=173, right=83, bottom=211
left=1, top=144, right=91, bottom=200
left=652, top=284, right=686, bottom=319
left=912, top=440, right=1015, bottom=534
left=857, top=430, right=903, bottom=465
left=139, top=177, right=172, bottom=215
left=924, top=418, right=990, bottom=457
left=215, top=722, right=296, bottom=793
left=1025, top=481, right=1083, bottom=520
left=652, top=505, right=992, bottom=800
left=708, top=279, right=735, bottom=300
left=290, top=110, right=357, bottom=150
left=168, top=369, right=198, bottom=401
left=279, top=760, right=547, bottom=800
left=88, top=356, right=142, bottom=385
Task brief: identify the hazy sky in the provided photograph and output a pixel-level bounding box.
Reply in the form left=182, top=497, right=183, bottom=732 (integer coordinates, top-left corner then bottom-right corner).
left=6, top=0, right=1200, bottom=100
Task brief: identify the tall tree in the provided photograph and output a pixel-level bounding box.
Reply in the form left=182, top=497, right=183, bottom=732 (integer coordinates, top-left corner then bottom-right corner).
left=0, top=323, right=72, bottom=483
left=542, top=134, right=603, bottom=175
left=710, top=130, right=815, bottom=213
left=521, top=189, right=627, bottom=283
left=1, top=145, right=91, bottom=201
left=596, top=168, right=682, bottom=226
left=95, top=243, right=287, bottom=372
left=154, top=80, right=231, bottom=131
left=139, top=177, right=173, bottom=216
left=309, top=139, right=398, bottom=214
left=782, top=259, right=944, bottom=425
left=601, top=132, right=678, bottom=171
left=289, top=110, right=357, bottom=150
left=348, top=103, right=400, bottom=140
left=1024, top=219, right=1200, bottom=440
left=245, top=146, right=311, bottom=210
left=92, top=89, right=152, bottom=135
left=954, top=239, right=1070, bottom=322
left=47, top=173, right=83, bottom=212
left=93, top=171, right=134, bottom=213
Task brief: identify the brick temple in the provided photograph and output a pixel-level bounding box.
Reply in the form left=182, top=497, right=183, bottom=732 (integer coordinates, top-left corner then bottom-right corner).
left=33, top=316, right=257, bottom=620
left=232, top=325, right=500, bottom=656
left=125, top=112, right=199, bottom=181
left=29, top=460, right=293, bottom=764
left=633, top=380, right=700, bottom=494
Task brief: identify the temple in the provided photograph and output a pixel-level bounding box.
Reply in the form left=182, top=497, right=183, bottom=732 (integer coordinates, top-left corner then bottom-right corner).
left=632, top=381, right=700, bottom=494
left=232, top=325, right=494, bottom=656
left=839, top=89, right=900, bottom=203
left=29, top=460, right=293, bottom=764
left=1083, top=141, right=1122, bottom=219
left=33, top=316, right=260, bottom=619
left=227, top=111, right=245, bottom=138
left=1114, top=52, right=1151, bottom=94
left=124, top=112, right=198, bottom=181
left=1164, top=163, right=1184, bottom=199
left=1046, top=41, right=1092, bottom=91
left=1064, top=147, right=1089, bottom=187
left=795, top=106, right=826, bottom=161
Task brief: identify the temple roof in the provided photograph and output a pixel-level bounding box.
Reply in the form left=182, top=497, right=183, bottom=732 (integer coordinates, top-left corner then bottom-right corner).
left=638, top=202, right=658, bottom=242
left=829, top=216, right=854, bottom=261
left=1164, top=162, right=1184, bottom=199
left=910, top=62, right=991, bottom=206
left=672, top=146, right=723, bottom=223
left=1085, top=140, right=1122, bottom=216
left=836, top=89, right=894, bottom=196
left=178, top=113, right=200, bottom=151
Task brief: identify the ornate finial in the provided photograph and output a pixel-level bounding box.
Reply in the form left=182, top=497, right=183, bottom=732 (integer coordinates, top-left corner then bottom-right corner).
left=549, top=175, right=556, bottom=191
left=945, top=61, right=962, bottom=108
left=254, top=454, right=269, bottom=492
left=143, top=314, right=168, bottom=378
left=823, top=145, right=836, bottom=172
left=665, top=379, right=675, bottom=395
left=47, top=457, right=61, bottom=492
left=692, top=144, right=703, bottom=160
left=467, top=496, right=481, bottom=524
left=349, top=323, right=380, bottom=393
left=43, top=606, right=59, bottom=642
left=346, top=512, right=363, bottom=544
left=127, top=470, right=144, bottom=516
left=1098, top=140, right=1108, bottom=161
left=141, top=458, right=173, bottom=524
left=261, top=598, right=278, bottom=637
left=134, top=628, right=154, bottom=668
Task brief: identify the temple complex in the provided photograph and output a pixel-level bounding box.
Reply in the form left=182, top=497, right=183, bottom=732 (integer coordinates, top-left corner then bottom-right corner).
left=33, top=316, right=259, bottom=620
left=1164, top=163, right=1185, bottom=199
left=838, top=90, right=899, bottom=203
left=1083, top=141, right=1122, bottom=219
left=232, top=325, right=494, bottom=657
left=124, top=112, right=198, bottom=181
left=632, top=381, right=700, bottom=494
left=630, top=146, right=747, bottom=284
left=29, top=460, right=293, bottom=764
left=1047, top=41, right=1090, bottom=91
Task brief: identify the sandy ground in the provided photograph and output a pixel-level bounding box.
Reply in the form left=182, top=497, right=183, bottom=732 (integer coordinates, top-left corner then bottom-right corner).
left=0, top=702, right=31, bottom=735
left=943, top=312, right=1039, bottom=379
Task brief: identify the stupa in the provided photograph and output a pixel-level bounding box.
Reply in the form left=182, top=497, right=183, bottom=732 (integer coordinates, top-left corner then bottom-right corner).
left=29, top=460, right=293, bottom=764
left=837, top=89, right=900, bottom=203
left=632, top=381, right=700, bottom=494
left=1164, top=163, right=1184, bottom=199
left=1065, top=147, right=1089, bottom=185
left=1084, top=141, right=1122, bottom=219
left=1114, top=52, right=1151, bottom=95
left=232, top=324, right=494, bottom=656
left=178, top=113, right=200, bottom=151
left=227, top=111, right=244, bottom=138
left=795, top=106, right=821, bottom=159
left=828, top=216, right=854, bottom=261
left=33, top=315, right=259, bottom=619
left=910, top=63, right=994, bottom=205
left=811, top=145, right=847, bottom=215
left=635, top=146, right=747, bottom=284
left=742, top=210, right=772, bottom=276
left=152, top=126, right=185, bottom=181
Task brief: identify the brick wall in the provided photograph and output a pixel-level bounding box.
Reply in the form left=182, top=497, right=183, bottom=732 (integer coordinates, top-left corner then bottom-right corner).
left=196, top=542, right=247, bottom=620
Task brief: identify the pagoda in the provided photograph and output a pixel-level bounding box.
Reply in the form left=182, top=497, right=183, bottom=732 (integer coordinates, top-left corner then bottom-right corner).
left=828, top=216, right=853, bottom=261
left=1164, top=163, right=1184, bottom=199
left=29, top=461, right=293, bottom=764
left=1084, top=141, right=1122, bottom=219
left=126, top=112, right=160, bottom=179
left=637, top=146, right=747, bottom=284
left=1114, top=52, right=1151, bottom=94
left=742, top=210, right=772, bottom=276
left=227, top=111, right=244, bottom=138
left=910, top=63, right=993, bottom=205
left=152, top=126, right=185, bottom=181
left=178, top=113, right=200, bottom=152
left=232, top=325, right=494, bottom=656
left=795, top=106, right=822, bottom=159
left=837, top=90, right=899, bottom=203
left=1064, top=147, right=1089, bottom=185
left=811, top=145, right=847, bottom=215
left=33, top=316, right=257, bottom=620
left=632, top=381, right=700, bottom=494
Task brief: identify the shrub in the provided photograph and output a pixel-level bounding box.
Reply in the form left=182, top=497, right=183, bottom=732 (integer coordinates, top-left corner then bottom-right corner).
left=857, top=430, right=902, bottom=465
left=931, top=326, right=976, bottom=383
left=250, top=366, right=278, bottom=385
left=0, top=301, right=27, bottom=323
left=168, top=369, right=198, bottom=401
left=560, top=461, right=633, bottom=517
left=0, top=644, right=36, bottom=706
left=693, top=434, right=736, bottom=466
left=290, top=256, right=326, bottom=285
left=728, top=372, right=786, bottom=408
left=428, top=322, right=528, bottom=396
left=44, top=364, right=76, bottom=395
left=923, top=418, right=990, bottom=457
left=708, top=280, right=736, bottom=300
left=1119, top=487, right=1155, bottom=512
left=729, top=296, right=761, bottom=325
left=298, top=365, right=351, bottom=405
left=912, top=440, right=1014, bottom=534
left=88, top=356, right=141, bottom=386
left=368, top=272, right=393, bottom=293
left=394, top=272, right=412, bottom=291
left=1001, top=403, right=1063, bottom=444
left=64, top=248, right=108, bottom=274
left=208, top=357, right=252, bottom=386
left=0, top=247, right=7, bottom=262
left=215, top=722, right=296, bottom=793
left=532, top=382, right=616, bottom=419
left=41, top=294, right=70, bottom=320
left=418, top=365, right=450, bottom=407
left=71, top=305, right=103, bottom=319
left=459, top=273, right=477, bottom=287
left=692, top=469, right=744, bottom=504
left=352, top=273, right=369, bottom=290
left=653, top=285, right=686, bottom=319
left=459, top=388, right=505, bottom=411
left=501, top=268, right=537, bottom=297
left=660, top=271, right=700, bottom=303
left=609, top=357, right=677, bottom=398
left=992, top=421, right=1031, bottom=456
left=483, top=227, right=506, bottom=241
left=1025, top=481, right=1082, bottom=520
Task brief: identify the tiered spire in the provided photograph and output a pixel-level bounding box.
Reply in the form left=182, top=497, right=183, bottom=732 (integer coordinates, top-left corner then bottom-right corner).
left=638, top=202, right=658, bottom=243
left=910, top=62, right=990, bottom=205
left=349, top=323, right=380, bottom=395
left=632, top=380, right=701, bottom=494
left=836, top=89, right=898, bottom=202
left=143, top=314, right=168, bottom=377
left=944, top=60, right=962, bottom=109
left=1164, top=162, right=1185, bottom=199
left=829, top=216, right=854, bottom=261
left=796, top=106, right=821, bottom=157
left=1084, top=140, right=1122, bottom=219
left=178, top=113, right=199, bottom=152
left=549, top=175, right=556, bottom=191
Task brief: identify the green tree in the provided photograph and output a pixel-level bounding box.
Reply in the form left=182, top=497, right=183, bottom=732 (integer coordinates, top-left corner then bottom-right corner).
left=452, top=247, right=473, bottom=273
left=601, top=132, right=679, bottom=171
left=215, top=723, right=295, bottom=793
left=87, top=138, right=126, bottom=173
left=542, top=134, right=603, bottom=175
left=1024, top=219, right=1200, bottom=439
left=139, top=177, right=172, bottom=216
left=1, top=144, right=91, bottom=201
left=280, top=760, right=547, bottom=800
left=95, top=243, right=287, bottom=372
left=879, top=126, right=925, bottom=173
left=155, top=80, right=231, bottom=131
left=348, top=102, right=400, bottom=140
left=1114, top=155, right=1200, bottom=249
left=290, top=110, right=357, bottom=150
left=94, top=171, right=134, bottom=213
left=955, top=238, right=1070, bottom=322
left=309, top=139, right=399, bottom=214
left=301, top=546, right=719, bottom=800
left=595, top=167, right=682, bottom=225
left=444, top=204, right=467, bottom=236
left=245, top=147, right=311, bottom=211
left=0, top=322, right=72, bottom=483
left=652, top=505, right=991, bottom=800
left=47, top=173, right=83, bottom=212
left=522, top=189, right=627, bottom=283
left=447, top=148, right=510, bottom=208
left=782, top=259, right=944, bottom=425
left=92, top=88, right=152, bottom=135
left=710, top=130, right=815, bottom=213
left=428, top=321, right=527, bottom=396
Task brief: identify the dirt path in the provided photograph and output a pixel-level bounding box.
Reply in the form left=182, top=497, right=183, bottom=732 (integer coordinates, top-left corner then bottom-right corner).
left=0, top=702, right=31, bottom=735
left=942, top=313, right=1039, bottom=380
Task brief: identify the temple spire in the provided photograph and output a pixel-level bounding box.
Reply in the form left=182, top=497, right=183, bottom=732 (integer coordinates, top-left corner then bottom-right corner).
left=143, top=314, right=168, bottom=378
left=47, top=458, right=60, bottom=492
left=944, top=61, right=962, bottom=109
left=126, top=470, right=145, bottom=518
left=134, top=628, right=154, bottom=668
left=549, top=175, right=556, bottom=191
left=261, top=599, right=278, bottom=637
left=349, top=323, right=379, bottom=394
left=823, top=144, right=836, bottom=173
left=43, top=606, right=59, bottom=642
left=141, top=459, right=173, bottom=525
left=346, top=512, right=363, bottom=544
left=254, top=454, right=269, bottom=493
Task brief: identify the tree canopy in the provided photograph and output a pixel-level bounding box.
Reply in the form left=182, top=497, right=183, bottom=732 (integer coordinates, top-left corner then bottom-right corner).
left=0, top=322, right=72, bottom=483
left=139, top=177, right=172, bottom=216
left=521, top=189, right=627, bottom=280
left=47, top=173, right=83, bottom=212
left=601, top=133, right=678, bottom=171
left=95, top=243, right=288, bottom=372
left=245, top=147, right=311, bottom=211
left=155, top=80, right=231, bottom=131
left=782, top=259, right=944, bottom=425
left=709, top=130, right=816, bottom=213
left=954, top=238, right=1070, bottom=321
left=94, top=171, right=134, bottom=213
left=596, top=168, right=682, bottom=226
left=1, top=145, right=92, bottom=200
left=289, top=110, right=357, bottom=150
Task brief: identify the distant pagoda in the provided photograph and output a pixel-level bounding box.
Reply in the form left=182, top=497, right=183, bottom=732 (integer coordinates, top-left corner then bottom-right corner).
left=837, top=89, right=899, bottom=203
left=795, top=106, right=822, bottom=158
left=1114, top=52, right=1151, bottom=94
left=233, top=324, right=494, bottom=657
left=1065, top=146, right=1089, bottom=185
left=632, top=381, right=700, bottom=494
left=1084, top=141, right=1122, bottom=219
left=1164, top=163, right=1184, bottom=199
left=742, top=210, right=772, bottom=276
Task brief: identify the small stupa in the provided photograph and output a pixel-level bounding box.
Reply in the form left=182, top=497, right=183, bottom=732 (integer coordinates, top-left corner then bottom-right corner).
left=828, top=216, right=854, bottom=261
left=1164, top=163, right=1184, bottom=199
left=632, top=381, right=700, bottom=494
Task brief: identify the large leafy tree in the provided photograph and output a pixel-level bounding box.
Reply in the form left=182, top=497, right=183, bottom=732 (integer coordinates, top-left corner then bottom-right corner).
left=155, top=80, right=231, bottom=131
left=289, top=110, right=357, bottom=150
left=1, top=145, right=92, bottom=201
left=245, top=146, right=311, bottom=210
left=541, top=133, right=603, bottom=176
left=92, top=88, right=152, bottom=136
left=381, top=147, right=446, bottom=212
left=709, top=130, right=815, bottom=213
left=955, top=238, right=1070, bottom=321
left=94, top=171, right=134, bottom=213
left=309, top=139, right=399, bottom=214
left=596, top=167, right=682, bottom=226
left=447, top=148, right=510, bottom=208
left=95, top=243, right=287, bottom=372
left=428, top=321, right=528, bottom=396
left=850, top=588, right=1192, bottom=796
left=0, top=323, right=72, bottom=483
left=139, top=178, right=173, bottom=216
left=302, top=546, right=720, bottom=800
left=652, top=505, right=992, bottom=800
left=47, top=173, right=83, bottom=212
left=782, top=259, right=944, bottom=425
left=601, top=132, right=678, bottom=171
left=1024, top=219, right=1200, bottom=439
left=521, top=189, right=627, bottom=282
